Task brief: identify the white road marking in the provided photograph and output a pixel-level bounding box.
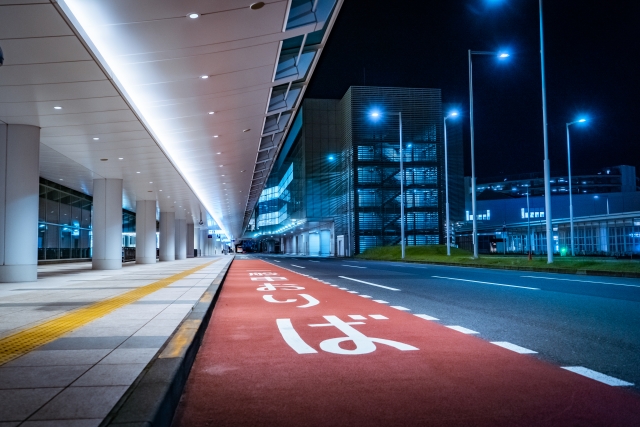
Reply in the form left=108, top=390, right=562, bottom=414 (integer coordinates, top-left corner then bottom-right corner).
left=359, top=295, right=373, bottom=298
left=391, top=306, right=410, bottom=311
left=330, top=285, right=339, bottom=287
left=521, top=275, right=640, bottom=288
left=370, top=314, right=388, bottom=320
left=414, top=314, right=439, bottom=321
left=349, top=315, right=367, bottom=320
left=347, top=291, right=359, bottom=294
left=342, top=265, right=367, bottom=269
left=373, top=300, right=389, bottom=304
left=561, top=367, right=634, bottom=386
left=291, top=264, right=305, bottom=269
left=273, top=260, right=281, bottom=263
left=338, top=276, right=400, bottom=291
left=338, top=287, right=349, bottom=290
left=432, top=276, right=539, bottom=290
left=276, top=319, right=317, bottom=354
left=446, top=325, right=479, bottom=334
left=309, top=260, right=320, bottom=262
left=491, top=341, right=537, bottom=354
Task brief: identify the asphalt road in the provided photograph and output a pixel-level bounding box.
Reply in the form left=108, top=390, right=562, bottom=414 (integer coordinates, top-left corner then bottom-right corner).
left=240, top=254, right=640, bottom=392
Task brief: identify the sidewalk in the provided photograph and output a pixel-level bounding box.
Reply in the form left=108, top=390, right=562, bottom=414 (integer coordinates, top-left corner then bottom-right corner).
left=0, top=257, right=232, bottom=426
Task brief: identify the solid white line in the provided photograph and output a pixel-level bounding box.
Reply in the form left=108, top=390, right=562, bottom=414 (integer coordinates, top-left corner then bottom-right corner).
left=338, top=276, right=400, bottom=291
left=432, top=276, right=539, bottom=290
left=521, top=275, right=640, bottom=288
left=414, top=314, right=439, bottom=321
left=562, top=367, right=634, bottom=386
left=359, top=295, right=373, bottom=298
left=491, top=341, right=537, bottom=354
left=446, top=325, right=479, bottom=334
left=373, top=300, right=389, bottom=304
left=291, top=265, right=305, bottom=268
left=370, top=314, right=388, bottom=320
left=391, top=306, right=411, bottom=311
left=342, top=265, right=367, bottom=269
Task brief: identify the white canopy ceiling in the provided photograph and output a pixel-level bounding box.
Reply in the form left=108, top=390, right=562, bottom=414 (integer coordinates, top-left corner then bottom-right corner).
left=0, top=0, right=342, bottom=239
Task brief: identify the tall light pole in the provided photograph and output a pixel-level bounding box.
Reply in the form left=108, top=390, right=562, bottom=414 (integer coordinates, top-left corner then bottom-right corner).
left=444, top=110, right=459, bottom=256
left=370, top=111, right=405, bottom=259
left=566, top=118, right=587, bottom=256
left=468, top=50, right=509, bottom=258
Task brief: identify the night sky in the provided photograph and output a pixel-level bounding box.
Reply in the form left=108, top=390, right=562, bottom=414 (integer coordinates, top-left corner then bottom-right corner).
left=306, top=0, right=640, bottom=179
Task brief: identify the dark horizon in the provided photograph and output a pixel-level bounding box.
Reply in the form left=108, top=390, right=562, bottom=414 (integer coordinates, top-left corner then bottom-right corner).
left=307, top=0, right=640, bottom=178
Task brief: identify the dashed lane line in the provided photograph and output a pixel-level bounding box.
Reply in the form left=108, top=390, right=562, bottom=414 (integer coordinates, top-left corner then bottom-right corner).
left=342, top=265, right=367, bottom=269
left=414, top=314, right=439, bottom=321
left=291, top=265, right=306, bottom=269
left=338, top=276, right=400, bottom=291
left=521, top=275, right=640, bottom=288
left=562, top=367, right=634, bottom=387
left=432, top=276, right=540, bottom=290
left=391, top=306, right=411, bottom=311
left=491, top=341, right=537, bottom=354
left=446, top=325, right=479, bottom=334
left=373, top=300, right=389, bottom=304
left=359, top=295, right=373, bottom=298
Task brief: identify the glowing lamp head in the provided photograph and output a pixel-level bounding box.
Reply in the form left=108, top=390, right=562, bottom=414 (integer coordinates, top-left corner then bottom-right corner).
left=328, top=155, right=335, bottom=161
left=498, top=53, right=510, bottom=58
left=188, top=13, right=200, bottom=19
left=370, top=111, right=380, bottom=119
left=578, top=118, right=587, bottom=123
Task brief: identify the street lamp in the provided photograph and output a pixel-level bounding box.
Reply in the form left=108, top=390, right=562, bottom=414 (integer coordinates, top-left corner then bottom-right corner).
left=566, top=117, right=587, bottom=256
left=468, top=50, right=509, bottom=258
left=444, top=110, right=459, bottom=256
left=370, top=110, right=405, bottom=259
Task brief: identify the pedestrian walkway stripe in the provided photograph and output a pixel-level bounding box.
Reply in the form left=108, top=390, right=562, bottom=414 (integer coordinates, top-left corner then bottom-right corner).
left=0, top=260, right=217, bottom=366
left=562, top=367, right=634, bottom=387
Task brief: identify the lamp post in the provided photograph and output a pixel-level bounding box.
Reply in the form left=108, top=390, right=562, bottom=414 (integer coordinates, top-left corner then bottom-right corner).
left=566, top=118, right=587, bottom=256
left=444, top=111, right=459, bottom=256
left=370, top=111, right=405, bottom=259
left=468, top=50, right=509, bottom=258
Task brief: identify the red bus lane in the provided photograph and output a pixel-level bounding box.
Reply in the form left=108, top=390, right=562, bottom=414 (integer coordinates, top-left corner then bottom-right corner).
left=173, top=260, right=640, bottom=426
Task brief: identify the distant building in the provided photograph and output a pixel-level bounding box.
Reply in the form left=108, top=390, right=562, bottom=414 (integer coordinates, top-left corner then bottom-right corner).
left=245, top=86, right=464, bottom=256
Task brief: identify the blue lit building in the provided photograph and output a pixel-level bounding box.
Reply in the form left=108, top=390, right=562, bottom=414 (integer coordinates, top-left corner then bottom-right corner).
left=244, top=86, right=463, bottom=256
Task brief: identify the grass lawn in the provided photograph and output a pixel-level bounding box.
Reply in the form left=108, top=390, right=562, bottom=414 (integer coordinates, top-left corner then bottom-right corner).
left=356, top=245, right=640, bottom=274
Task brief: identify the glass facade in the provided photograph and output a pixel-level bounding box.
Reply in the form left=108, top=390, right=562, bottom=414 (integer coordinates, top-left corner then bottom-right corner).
left=38, top=178, right=92, bottom=260
left=37, top=178, right=137, bottom=261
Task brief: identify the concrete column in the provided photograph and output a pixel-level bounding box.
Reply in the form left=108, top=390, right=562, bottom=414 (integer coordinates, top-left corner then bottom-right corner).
left=187, top=223, right=195, bottom=258
left=0, top=125, right=40, bottom=282
left=93, top=178, right=123, bottom=270
left=194, top=227, right=201, bottom=257
left=135, top=200, right=157, bottom=264
left=159, top=211, right=175, bottom=261
left=175, top=218, right=187, bottom=260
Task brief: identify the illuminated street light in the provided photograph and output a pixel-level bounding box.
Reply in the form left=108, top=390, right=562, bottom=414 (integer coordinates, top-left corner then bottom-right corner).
left=369, top=109, right=406, bottom=259
left=468, top=50, right=510, bottom=259
left=444, top=110, right=459, bottom=256
left=566, top=117, right=589, bottom=256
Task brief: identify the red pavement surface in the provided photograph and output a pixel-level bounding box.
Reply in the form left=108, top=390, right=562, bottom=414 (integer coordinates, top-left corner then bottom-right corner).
left=173, top=260, right=640, bottom=426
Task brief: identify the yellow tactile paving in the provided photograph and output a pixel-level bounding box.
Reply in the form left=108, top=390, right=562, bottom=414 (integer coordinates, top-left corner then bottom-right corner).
left=0, top=260, right=217, bottom=366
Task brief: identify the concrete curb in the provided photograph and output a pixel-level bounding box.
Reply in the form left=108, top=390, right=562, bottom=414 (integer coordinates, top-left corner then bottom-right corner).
left=101, top=258, right=233, bottom=427
left=357, top=258, right=640, bottom=278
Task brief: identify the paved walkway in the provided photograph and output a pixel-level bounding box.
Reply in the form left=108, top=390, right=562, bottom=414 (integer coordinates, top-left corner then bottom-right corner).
left=0, top=256, right=232, bottom=426
left=174, top=259, right=640, bottom=426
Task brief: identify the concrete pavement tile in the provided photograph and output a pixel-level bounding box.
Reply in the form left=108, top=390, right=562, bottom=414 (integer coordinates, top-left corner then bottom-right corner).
left=29, top=386, right=128, bottom=420
left=133, top=325, right=178, bottom=337
left=99, top=348, right=158, bottom=365
left=0, top=388, right=62, bottom=422
left=0, top=365, right=92, bottom=389
left=73, top=364, right=147, bottom=386
left=21, top=420, right=101, bottom=427
left=39, top=336, right=128, bottom=351
left=119, top=336, right=168, bottom=349
left=5, top=349, right=110, bottom=367
left=64, top=326, right=142, bottom=338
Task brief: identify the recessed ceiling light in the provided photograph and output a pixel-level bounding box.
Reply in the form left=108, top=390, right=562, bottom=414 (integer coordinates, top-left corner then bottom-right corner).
left=216, top=152, right=221, bottom=154
left=118, top=157, right=123, bottom=160
left=200, top=75, right=209, bottom=79
left=241, top=170, right=246, bottom=172
left=59, top=178, right=64, bottom=181
left=149, top=182, right=153, bottom=184
left=188, top=13, right=199, bottom=19
left=136, top=171, right=140, bottom=174
left=100, top=158, right=108, bottom=161
left=208, top=111, right=215, bottom=115
left=159, top=190, right=162, bottom=191
left=250, top=2, right=265, bottom=10
left=54, top=106, right=62, bottom=110
left=243, top=129, right=250, bottom=132
left=219, top=165, right=223, bottom=167
left=93, top=137, right=100, bottom=141
left=213, top=135, right=219, bottom=138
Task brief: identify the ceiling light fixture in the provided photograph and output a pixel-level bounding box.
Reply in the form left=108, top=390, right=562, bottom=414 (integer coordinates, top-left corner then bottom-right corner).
left=118, top=157, right=123, bottom=160
left=93, top=137, right=99, bottom=141
left=213, top=135, right=219, bottom=138
left=216, top=152, right=221, bottom=154
left=136, top=171, right=140, bottom=173
left=54, top=106, right=62, bottom=110
left=242, top=129, right=250, bottom=132
left=188, top=13, right=199, bottom=19
left=200, top=75, right=209, bottom=79
left=208, top=111, right=215, bottom=115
